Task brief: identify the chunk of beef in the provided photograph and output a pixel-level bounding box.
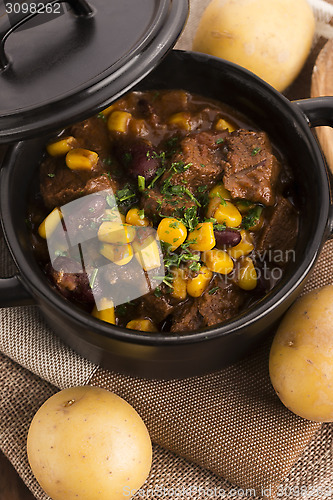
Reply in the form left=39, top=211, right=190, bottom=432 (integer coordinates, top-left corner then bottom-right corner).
left=164, top=130, right=227, bottom=193
left=141, top=188, right=196, bottom=220
left=223, top=130, right=281, bottom=206
left=256, top=197, right=298, bottom=265
left=140, top=291, right=176, bottom=324
left=197, top=281, right=245, bottom=327
left=40, top=157, right=118, bottom=209
left=69, top=116, right=111, bottom=160
left=170, top=280, right=245, bottom=332
left=47, top=256, right=94, bottom=307
left=170, top=300, right=203, bottom=333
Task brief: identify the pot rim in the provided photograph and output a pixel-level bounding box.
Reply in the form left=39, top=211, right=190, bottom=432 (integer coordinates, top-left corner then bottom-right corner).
left=1, top=51, right=330, bottom=346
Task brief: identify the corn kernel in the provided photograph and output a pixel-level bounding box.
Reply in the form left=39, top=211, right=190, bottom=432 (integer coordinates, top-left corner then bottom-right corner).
left=126, top=319, right=157, bottom=332
left=133, top=235, right=161, bottom=271
left=168, top=112, right=192, bottom=131
left=228, top=230, right=254, bottom=259
left=208, top=183, right=231, bottom=201
left=98, top=221, right=136, bottom=245
left=38, top=207, right=62, bottom=239
left=215, top=118, right=236, bottom=132
left=157, top=217, right=187, bottom=250
left=212, top=200, right=242, bottom=228
left=126, top=208, right=150, bottom=227
left=171, top=268, right=187, bottom=300
left=188, top=222, right=215, bottom=252
left=66, top=148, right=99, bottom=171
left=201, top=249, right=234, bottom=275
left=104, top=208, right=126, bottom=224
left=92, top=298, right=115, bottom=324
left=46, top=136, right=77, bottom=156
left=100, top=104, right=116, bottom=117
left=187, top=266, right=213, bottom=298
left=100, top=243, right=133, bottom=266
left=107, top=110, right=132, bottom=133
left=238, top=257, right=257, bottom=290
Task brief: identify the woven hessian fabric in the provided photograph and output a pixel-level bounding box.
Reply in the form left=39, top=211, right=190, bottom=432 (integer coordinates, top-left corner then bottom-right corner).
left=1, top=0, right=333, bottom=498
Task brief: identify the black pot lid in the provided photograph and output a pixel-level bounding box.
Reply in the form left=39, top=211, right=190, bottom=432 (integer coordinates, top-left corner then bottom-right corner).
left=0, top=0, right=189, bottom=143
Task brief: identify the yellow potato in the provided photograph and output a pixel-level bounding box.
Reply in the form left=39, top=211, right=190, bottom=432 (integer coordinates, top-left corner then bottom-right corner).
left=193, top=0, right=315, bottom=92
left=269, top=286, right=333, bottom=422
left=27, top=386, right=152, bottom=500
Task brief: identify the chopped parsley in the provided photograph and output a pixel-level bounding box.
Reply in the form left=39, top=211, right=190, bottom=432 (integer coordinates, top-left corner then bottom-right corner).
left=138, top=175, right=145, bottom=192
left=209, top=286, right=220, bottom=295
left=214, top=223, right=227, bottom=231
left=154, top=287, right=163, bottom=298
left=180, top=206, right=199, bottom=232
left=116, top=186, right=136, bottom=203
left=211, top=192, right=227, bottom=205
left=147, top=166, right=166, bottom=189
left=242, top=205, right=263, bottom=230
left=102, top=171, right=113, bottom=183
left=184, top=188, right=201, bottom=207
left=216, top=138, right=224, bottom=144
left=138, top=208, right=145, bottom=220
left=251, top=147, right=261, bottom=156
left=47, top=173, right=55, bottom=178
left=89, top=268, right=98, bottom=289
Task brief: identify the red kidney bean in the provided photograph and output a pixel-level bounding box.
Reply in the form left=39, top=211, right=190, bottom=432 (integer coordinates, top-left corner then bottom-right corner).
left=114, top=138, right=160, bottom=182
left=214, top=229, right=241, bottom=248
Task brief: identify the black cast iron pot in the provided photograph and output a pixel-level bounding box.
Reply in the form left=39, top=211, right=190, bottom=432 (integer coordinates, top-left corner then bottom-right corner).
left=1, top=50, right=333, bottom=379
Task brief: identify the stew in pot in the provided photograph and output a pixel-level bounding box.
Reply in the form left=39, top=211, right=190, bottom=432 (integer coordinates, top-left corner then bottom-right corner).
left=28, top=90, right=299, bottom=333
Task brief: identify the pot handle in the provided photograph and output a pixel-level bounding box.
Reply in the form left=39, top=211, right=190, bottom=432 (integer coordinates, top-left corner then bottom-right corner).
left=293, top=96, right=333, bottom=127
left=0, top=275, right=35, bottom=307
left=293, top=97, right=333, bottom=238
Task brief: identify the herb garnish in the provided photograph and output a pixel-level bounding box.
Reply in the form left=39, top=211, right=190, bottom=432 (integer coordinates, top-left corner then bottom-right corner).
left=147, top=166, right=166, bottom=189
left=154, top=287, right=163, bottom=298
left=89, top=268, right=99, bottom=289
left=251, top=147, right=261, bottom=156
left=242, top=205, right=263, bottom=230
left=180, top=206, right=199, bottom=232
left=138, top=175, right=145, bottom=192
left=209, top=286, right=220, bottom=295
left=116, top=186, right=136, bottom=203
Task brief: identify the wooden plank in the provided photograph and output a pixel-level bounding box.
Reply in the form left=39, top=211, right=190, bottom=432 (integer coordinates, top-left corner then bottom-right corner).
left=311, top=38, right=333, bottom=173
left=0, top=451, right=36, bottom=500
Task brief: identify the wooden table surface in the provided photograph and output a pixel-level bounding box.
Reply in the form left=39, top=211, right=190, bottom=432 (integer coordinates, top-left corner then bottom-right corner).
left=0, top=451, right=36, bottom=500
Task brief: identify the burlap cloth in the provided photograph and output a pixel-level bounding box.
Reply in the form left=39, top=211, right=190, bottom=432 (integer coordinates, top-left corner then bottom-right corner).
left=1, top=1, right=333, bottom=499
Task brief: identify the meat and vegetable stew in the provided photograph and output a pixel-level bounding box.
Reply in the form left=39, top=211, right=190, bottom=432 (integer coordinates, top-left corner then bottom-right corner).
left=28, top=90, right=299, bottom=333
